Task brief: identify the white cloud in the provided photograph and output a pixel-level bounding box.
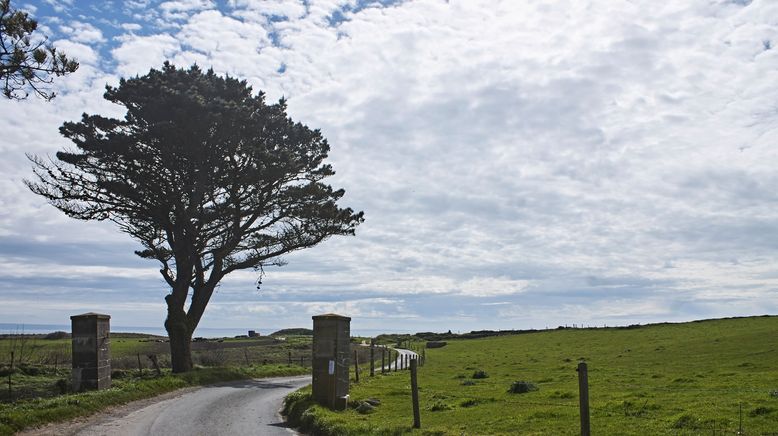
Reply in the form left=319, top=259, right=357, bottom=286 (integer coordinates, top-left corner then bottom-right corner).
left=59, top=20, right=105, bottom=44
left=228, top=0, right=308, bottom=21
left=121, top=22, right=142, bottom=31
left=42, top=0, right=72, bottom=13
left=20, top=3, right=37, bottom=14
left=159, top=0, right=215, bottom=21
left=112, top=33, right=182, bottom=76
left=51, top=40, right=99, bottom=65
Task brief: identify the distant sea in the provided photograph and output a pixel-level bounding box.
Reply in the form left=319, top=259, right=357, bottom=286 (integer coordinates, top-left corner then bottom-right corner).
left=0, top=323, right=412, bottom=338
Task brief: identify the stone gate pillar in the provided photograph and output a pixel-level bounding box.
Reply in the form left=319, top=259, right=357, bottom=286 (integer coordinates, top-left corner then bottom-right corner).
left=71, top=312, right=111, bottom=392
left=312, top=313, right=350, bottom=410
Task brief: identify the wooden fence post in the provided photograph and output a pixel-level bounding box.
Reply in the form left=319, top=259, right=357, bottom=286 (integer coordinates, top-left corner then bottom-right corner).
left=300, top=355, right=304, bottom=367
left=739, top=402, right=743, bottom=434
left=288, top=351, right=292, bottom=365
left=577, top=362, right=590, bottom=436
left=394, top=351, right=398, bottom=372
left=354, top=349, right=360, bottom=383
left=370, top=339, right=375, bottom=377
left=381, top=348, right=386, bottom=374
left=410, top=358, right=421, bottom=428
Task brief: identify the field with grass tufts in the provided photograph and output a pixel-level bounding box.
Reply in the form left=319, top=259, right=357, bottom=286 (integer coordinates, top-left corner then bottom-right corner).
left=285, top=316, right=778, bottom=435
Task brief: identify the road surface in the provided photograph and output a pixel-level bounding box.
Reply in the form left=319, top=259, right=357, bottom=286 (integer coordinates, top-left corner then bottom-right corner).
left=72, top=375, right=310, bottom=436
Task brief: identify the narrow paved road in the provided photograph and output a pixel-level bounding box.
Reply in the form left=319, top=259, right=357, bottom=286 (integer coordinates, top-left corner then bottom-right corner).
left=74, top=375, right=310, bottom=436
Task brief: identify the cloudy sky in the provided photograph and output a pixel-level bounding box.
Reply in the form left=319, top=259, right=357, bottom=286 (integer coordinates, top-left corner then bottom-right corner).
left=2, top=0, right=778, bottom=334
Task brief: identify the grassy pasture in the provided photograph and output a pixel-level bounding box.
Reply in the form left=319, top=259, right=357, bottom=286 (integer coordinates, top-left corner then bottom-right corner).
left=285, top=316, right=778, bottom=435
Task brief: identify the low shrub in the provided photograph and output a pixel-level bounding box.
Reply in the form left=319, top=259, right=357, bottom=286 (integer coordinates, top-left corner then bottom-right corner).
left=428, top=401, right=452, bottom=411
left=18, top=365, right=42, bottom=376
left=460, top=398, right=479, bottom=407
left=471, top=370, right=489, bottom=379
left=55, top=378, right=69, bottom=394
left=672, top=413, right=699, bottom=429
left=355, top=401, right=375, bottom=414
left=44, top=331, right=70, bottom=340
left=749, top=406, right=774, bottom=417
left=508, top=381, right=538, bottom=394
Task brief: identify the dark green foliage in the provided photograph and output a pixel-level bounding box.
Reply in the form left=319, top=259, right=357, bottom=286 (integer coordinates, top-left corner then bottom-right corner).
left=26, top=63, right=363, bottom=372
left=364, top=398, right=381, bottom=406
left=17, top=364, right=41, bottom=376
left=459, top=398, right=479, bottom=407
left=54, top=378, right=68, bottom=394
left=269, top=328, right=313, bottom=337
left=471, top=370, right=488, bottom=379
left=508, top=380, right=538, bottom=394
left=0, top=0, right=78, bottom=100
left=355, top=401, right=376, bottom=414
left=427, top=401, right=451, bottom=411
left=671, top=413, right=699, bottom=429
left=748, top=406, right=773, bottom=417
left=111, top=369, right=128, bottom=379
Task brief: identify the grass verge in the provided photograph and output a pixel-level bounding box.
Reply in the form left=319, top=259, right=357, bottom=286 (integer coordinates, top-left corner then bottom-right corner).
left=283, top=387, right=411, bottom=436
left=0, top=364, right=306, bottom=435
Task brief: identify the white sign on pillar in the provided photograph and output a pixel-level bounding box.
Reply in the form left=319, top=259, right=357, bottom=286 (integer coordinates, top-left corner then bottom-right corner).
left=328, top=360, right=335, bottom=375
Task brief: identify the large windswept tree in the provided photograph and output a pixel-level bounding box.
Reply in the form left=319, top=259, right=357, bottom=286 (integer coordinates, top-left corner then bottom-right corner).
left=27, top=63, right=364, bottom=372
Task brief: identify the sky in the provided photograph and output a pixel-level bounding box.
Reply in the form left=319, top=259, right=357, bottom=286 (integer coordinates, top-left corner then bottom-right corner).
left=1, top=0, right=778, bottom=335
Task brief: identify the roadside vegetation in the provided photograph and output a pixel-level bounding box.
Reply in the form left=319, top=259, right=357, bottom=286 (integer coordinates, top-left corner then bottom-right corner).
left=284, top=316, right=778, bottom=435
left=0, top=332, right=313, bottom=435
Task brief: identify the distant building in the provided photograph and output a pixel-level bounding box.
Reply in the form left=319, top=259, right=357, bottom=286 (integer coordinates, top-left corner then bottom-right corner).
left=248, top=330, right=260, bottom=337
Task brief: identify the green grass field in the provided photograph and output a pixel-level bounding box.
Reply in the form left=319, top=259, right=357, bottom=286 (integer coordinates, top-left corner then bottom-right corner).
left=285, top=316, right=778, bottom=435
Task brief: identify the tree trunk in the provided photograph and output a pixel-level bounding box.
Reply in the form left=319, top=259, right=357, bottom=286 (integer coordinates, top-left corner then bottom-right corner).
left=165, top=308, right=193, bottom=373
